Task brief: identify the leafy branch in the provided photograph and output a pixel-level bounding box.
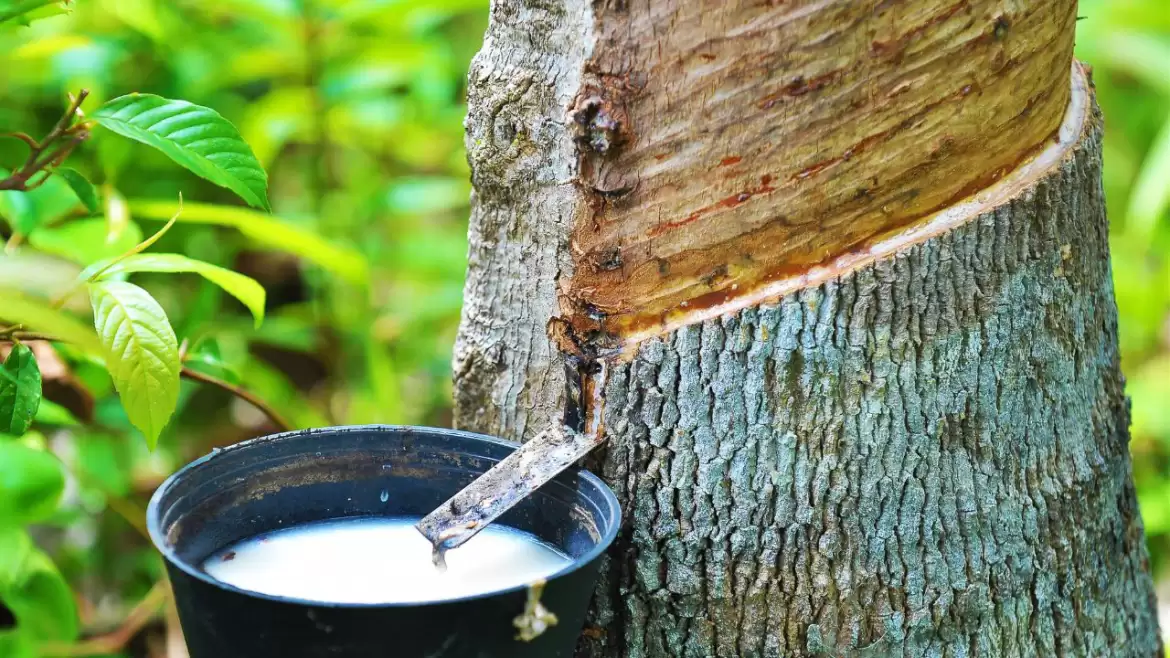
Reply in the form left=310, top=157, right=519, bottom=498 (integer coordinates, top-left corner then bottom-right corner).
left=1, top=329, right=292, bottom=433
left=2, top=192, right=273, bottom=446
left=0, top=0, right=69, bottom=26
left=178, top=365, right=291, bottom=431
left=0, top=90, right=90, bottom=192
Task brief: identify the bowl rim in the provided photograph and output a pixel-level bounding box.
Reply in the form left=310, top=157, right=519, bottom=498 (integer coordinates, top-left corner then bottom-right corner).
left=146, top=424, right=622, bottom=609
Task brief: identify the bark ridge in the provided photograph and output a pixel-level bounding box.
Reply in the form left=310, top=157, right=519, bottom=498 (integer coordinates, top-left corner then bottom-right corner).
left=579, top=112, right=1162, bottom=657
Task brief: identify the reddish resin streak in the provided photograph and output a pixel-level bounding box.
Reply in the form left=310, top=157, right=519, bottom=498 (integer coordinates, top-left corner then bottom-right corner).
left=647, top=175, right=777, bottom=238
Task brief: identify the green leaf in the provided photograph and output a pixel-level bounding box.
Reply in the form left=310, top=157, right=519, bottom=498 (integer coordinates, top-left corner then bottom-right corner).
left=184, top=338, right=241, bottom=385
left=88, top=281, right=180, bottom=448
left=83, top=254, right=266, bottom=327
left=1100, top=31, right=1170, bottom=97
left=1138, top=478, right=1170, bottom=537
left=1130, top=354, right=1170, bottom=446
left=0, top=168, right=79, bottom=236
left=239, top=87, right=313, bottom=167
left=56, top=168, right=101, bottom=214
left=0, top=527, right=31, bottom=583
left=73, top=432, right=131, bottom=497
left=0, top=344, right=41, bottom=436
left=127, top=199, right=369, bottom=284
left=205, top=0, right=297, bottom=23
left=0, top=253, right=82, bottom=302
left=0, top=630, right=34, bottom=658
left=0, top=290, right=103, bottom=356
left=33, top=399, right=78, bottom=427
left=0, top=528, right=77, bottom=642
left=1126, top=110, right=1170, bottom=237
left=0, top=0, right=70, bottom=27
left=105, top=186, right=132, bottom=243
left=100, top=0, right=164, bottom=41
left=92, top=94, right=271, bottom=211
left=26, top=217, right=145, bottom=266
left=0, top=442, right=64, bottom=527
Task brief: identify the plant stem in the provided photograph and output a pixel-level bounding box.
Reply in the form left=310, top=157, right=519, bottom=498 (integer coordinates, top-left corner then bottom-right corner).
left=3, top=330, right=56, bottom=342
left=180, top=365, right=293, bottom=431
left=38, top=580, right=168, bottom=657
left=83, top=193, right=183, bottom=283
left=0, top=90, right=89, bottom=192
left=0, top=132, right=39, bottom=149
left=41, top=193, right=184, bottom=309
left=1, top=329, right=293, bottom=432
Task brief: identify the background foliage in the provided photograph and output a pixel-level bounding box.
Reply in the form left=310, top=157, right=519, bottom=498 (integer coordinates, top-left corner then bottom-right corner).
left=0, top=0, right=1167, bottom=655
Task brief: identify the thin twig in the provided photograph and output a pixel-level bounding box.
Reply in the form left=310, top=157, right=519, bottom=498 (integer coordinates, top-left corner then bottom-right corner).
left=0, top=330, right=292, bottom=432
left=48, top=193, right=184, bottom=310
left=104, top=493, right=151, bottom=540
left=180, top=366, right=292, bottom=431
left=0, top=132, right=39, bottom=149
left=23, top=170, right=53, bottom=191
left=45, top=91, right=89, bottom=150
left=39, top=580, right=168, bottom=657
left=2, top=331, right=59, bottom=342
left=0, top=90, right=89, bottom=192
left=83, top=193, right=183, bottom=283
left=32, top=138, right=82, bottom=174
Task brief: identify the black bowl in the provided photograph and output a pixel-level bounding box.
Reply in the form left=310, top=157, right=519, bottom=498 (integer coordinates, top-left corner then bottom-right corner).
left=147, top=425, right=621, bottom=658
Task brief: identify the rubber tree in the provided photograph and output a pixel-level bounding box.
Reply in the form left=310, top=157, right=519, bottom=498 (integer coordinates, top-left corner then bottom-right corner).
left=452, top=0, right=1163, bottom=655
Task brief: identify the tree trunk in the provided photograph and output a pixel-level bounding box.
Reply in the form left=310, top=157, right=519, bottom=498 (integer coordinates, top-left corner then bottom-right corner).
left=453, top=1, right=1163, bottom=656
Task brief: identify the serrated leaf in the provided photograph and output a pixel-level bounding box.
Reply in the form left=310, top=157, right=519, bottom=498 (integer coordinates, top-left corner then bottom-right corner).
left=127, top=199, right=369, bottom=284
left=55, top=168, right=101, bottom=214
left=0, top=442, right=63, bottom=527
left=0, top=529, right=77, bottom=642
left=92, top=94, right=270, bottom=211
left=0, top=344, right=41, bottom=436
left=26, top=217, right=144, bottom=266
left=83, top=254, right=265, bottom=327
left=0, top=290, right=103, bottom=356
left=88, top=281, right=179, bottom=448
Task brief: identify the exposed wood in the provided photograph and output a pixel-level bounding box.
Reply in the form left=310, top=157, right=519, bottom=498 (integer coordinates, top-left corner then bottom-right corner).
left=455, top=0, right=1082, bottom=438
left=574, top=96, right=1164, bottom=657
left=612, top=61, right=1089, bottom=352
left=562, top=0, right=1077, bottom=352
left=452, top=1, right=1163, bottom=656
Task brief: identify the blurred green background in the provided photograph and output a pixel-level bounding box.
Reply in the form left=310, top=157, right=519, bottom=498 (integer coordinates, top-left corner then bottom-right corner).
left=0, top=0, right=1168, bottom=654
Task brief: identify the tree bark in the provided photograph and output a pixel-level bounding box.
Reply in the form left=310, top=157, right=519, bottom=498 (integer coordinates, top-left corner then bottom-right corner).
left=453, top=1, right=1163, bottom=656
left=578, top=97, right=1163, bottom=658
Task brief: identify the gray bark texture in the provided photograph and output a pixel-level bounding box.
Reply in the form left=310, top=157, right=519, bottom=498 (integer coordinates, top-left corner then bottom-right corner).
left=576, top=109, right=1163, bottom=658
left=452, top=0, right=589, bottom=440
left=451, top=3, right=1163, bottom=656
